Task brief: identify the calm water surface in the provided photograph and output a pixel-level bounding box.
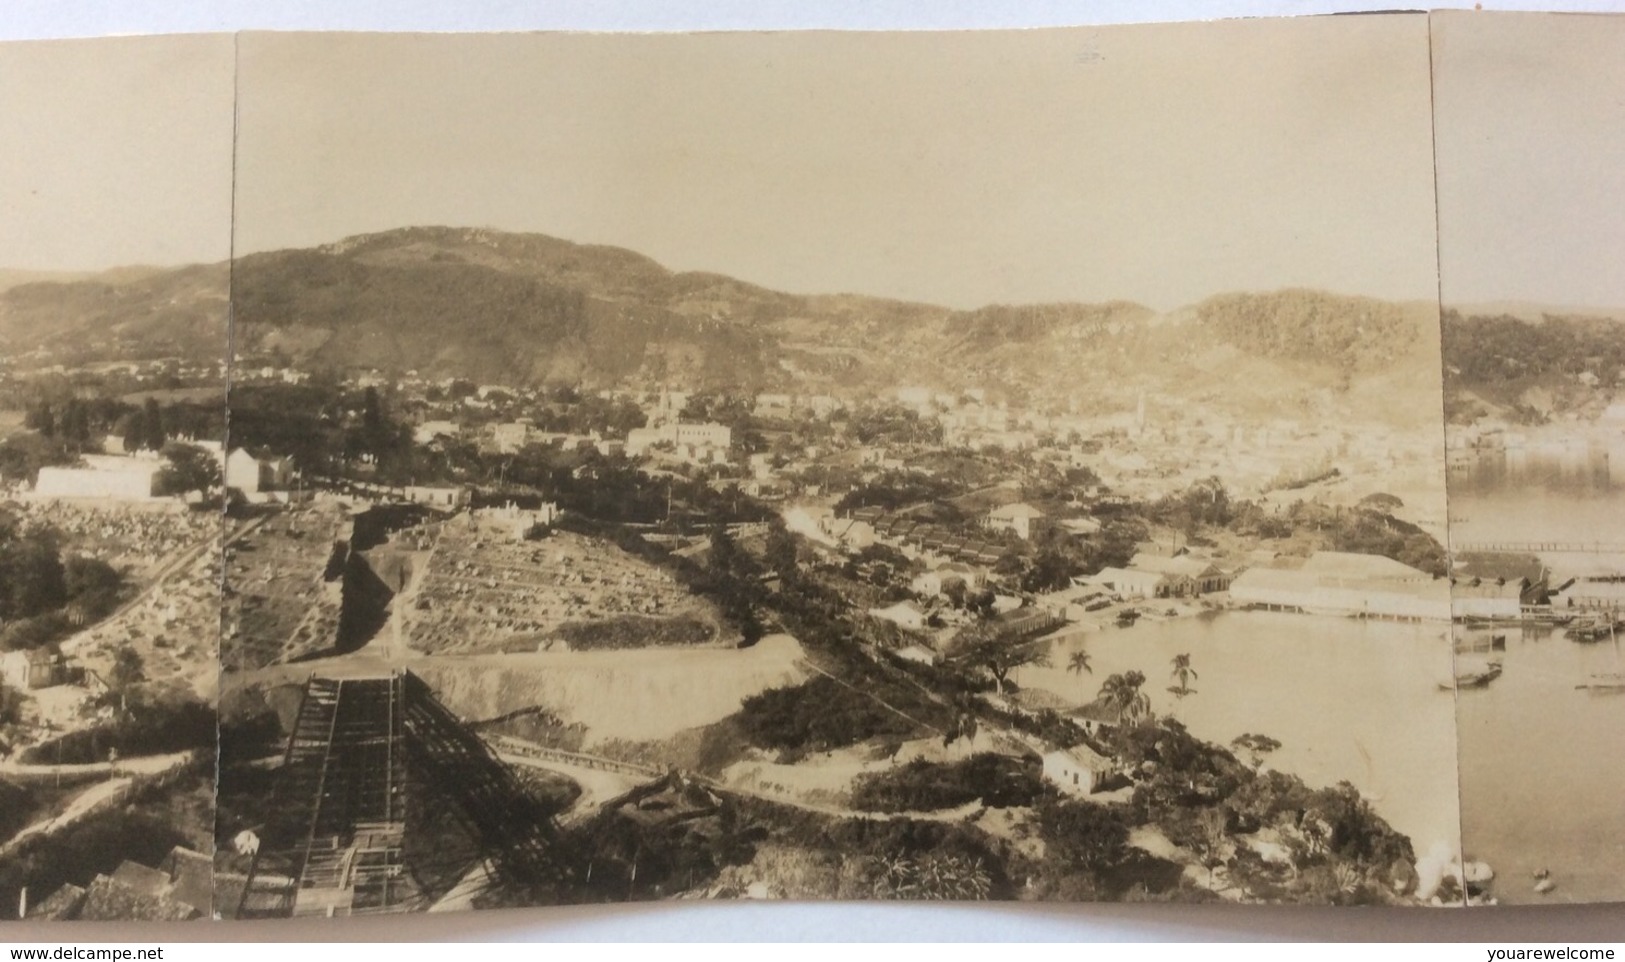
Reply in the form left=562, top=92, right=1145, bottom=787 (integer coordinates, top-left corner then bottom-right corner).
left=1015, top=611, right=1462, bottom=877
left=1454, top=624, right=1625, bottom=904
left=1450, top=448, right=1625, bottom=903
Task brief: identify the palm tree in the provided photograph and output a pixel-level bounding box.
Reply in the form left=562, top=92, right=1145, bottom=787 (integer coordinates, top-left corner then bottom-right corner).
left=1067, top=650, right=1093, bottom=677
left=1168, top=652, right=1198, bottom=698
left=1098, top=670, right=1150, bottom=724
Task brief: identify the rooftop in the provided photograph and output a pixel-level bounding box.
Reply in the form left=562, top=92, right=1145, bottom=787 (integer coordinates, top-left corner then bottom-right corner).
left=1298, top=551, right=1434, bottom=582
left=1044, top=742, right=1115, bottom=772
left=1129, top=552, right=1221, bottom=578
left=987, top=502, right=1044, bottom=520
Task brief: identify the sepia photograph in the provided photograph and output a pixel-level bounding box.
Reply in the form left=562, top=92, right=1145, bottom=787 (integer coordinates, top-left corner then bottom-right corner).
left=1434, top=10, right=1625, bottom=906
left=209, top=17, right=1465, bottom=915
left=5, top=8, right=1621, bottom=928
left=0, top=35, right=234, bottom=921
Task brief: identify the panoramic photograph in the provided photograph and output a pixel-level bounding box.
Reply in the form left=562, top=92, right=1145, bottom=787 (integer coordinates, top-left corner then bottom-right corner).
left=1433, top=11, right=1625, bottom=905
left=16, top=10, right=1624, bottom=923
left=0, top=35, right=234, bottom=920
left=208, top=18, right=1464, bottom=915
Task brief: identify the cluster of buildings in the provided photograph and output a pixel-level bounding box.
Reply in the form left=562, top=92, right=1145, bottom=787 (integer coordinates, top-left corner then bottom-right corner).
left=625, top=421, right=733, bottom=462
left=880, top=383, right=1425, bottom=505
left=1088, top=551, right=1233, bottom=600
left=19, top=437, right=301, bottom=506
left=751, top=393, right=842, bottom=420
left=828, top=506, right=1016, bottom=569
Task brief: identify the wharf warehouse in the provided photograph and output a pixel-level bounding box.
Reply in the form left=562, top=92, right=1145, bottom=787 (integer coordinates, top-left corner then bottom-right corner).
left=1230, top=550, right=1450, bottom=621
left=1450, top=580, right=1524, bottom=620
left=1451, top=555, right=1551, bottom=619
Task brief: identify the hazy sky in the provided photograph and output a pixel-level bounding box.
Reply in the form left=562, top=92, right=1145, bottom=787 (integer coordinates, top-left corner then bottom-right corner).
left=0, top=35, right=235, bottom=272
left=1433, top=12, right=1625, bottom=310
left=234, top=17, right=1440, bottom=311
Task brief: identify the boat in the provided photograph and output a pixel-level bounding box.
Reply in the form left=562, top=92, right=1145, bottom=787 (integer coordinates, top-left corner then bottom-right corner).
left=1439, top=657, right=1504, bottom=691
left=1565, top=616, right=1621, bottom=642
left=1576, top=672, right=1625, bottom=694
left=1575, top=623, right=1625, bottom=691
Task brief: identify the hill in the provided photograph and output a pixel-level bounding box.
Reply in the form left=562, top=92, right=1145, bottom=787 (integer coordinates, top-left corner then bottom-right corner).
left=0, top=266, right=173, bottom=295
left=1441, top=307, right=1625, bottom=423
left=0, top=263, right=228, bottom=365
left=0, top=226, right=1444, bottom=420
left=1449, top=301, right=1625, bottom=325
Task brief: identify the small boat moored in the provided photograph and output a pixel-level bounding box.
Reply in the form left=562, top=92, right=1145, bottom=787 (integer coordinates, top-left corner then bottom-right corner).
left=1440, top=657, right=1504, bottom=691
left=1576, top=672, right=1625, bottom=694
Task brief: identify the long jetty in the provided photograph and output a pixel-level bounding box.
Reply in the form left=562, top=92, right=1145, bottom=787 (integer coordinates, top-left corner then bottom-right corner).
left=1454, top=541, right=1625, bottom=556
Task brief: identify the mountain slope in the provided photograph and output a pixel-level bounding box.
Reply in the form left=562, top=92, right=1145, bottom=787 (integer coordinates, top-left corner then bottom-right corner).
left=0, top=263, right=228, bottom=363
left=0, top=226, right=1443, bottom=419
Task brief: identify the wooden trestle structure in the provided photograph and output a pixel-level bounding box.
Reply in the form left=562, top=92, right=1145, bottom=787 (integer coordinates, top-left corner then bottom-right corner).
left=235, top=670, right=564, bottom=918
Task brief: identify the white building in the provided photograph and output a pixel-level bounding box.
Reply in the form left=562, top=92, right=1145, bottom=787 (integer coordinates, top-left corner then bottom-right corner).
left=225, top=449, right=293, bottom=496
left=1451, top=581, right=1523, bottom=620
left=34, top=455, right=162, bottom=501
left=1125, top=552, right=1231, bottom=596
left=626, top=422, right=733, bottom=459
left=1230, top=552, right=1449, bottom=621
left=490, top=422, right=533, bottom=453
left=892, top=644, right=941, bottom=667
left=1090, top=566, right=1166, bottom=599
left=984, top=502, right=1046, bottom=541
left=1042, top=745, right=1115, bottom=795
left=414, top=420, right=461, bottom=445
left=753, top=394, right=795, bottom=419
left=869, top=600, right=928, bottom=631
left=473, top=501, right=559, bottom=540
left=404, top=485, right=472, bottom=509
left=0, top=648, right=65, bottom=690
left=822, top=517, right=877, bottom=551
left=1297, top=551, right=1434, bottom=584
left=805, top=395, right=841, bottom=418
left=911, top=562, right=986, bottom=598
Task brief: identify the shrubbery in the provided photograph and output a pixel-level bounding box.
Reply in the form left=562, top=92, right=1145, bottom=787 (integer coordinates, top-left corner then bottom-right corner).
left=849, top=753, right=1043, bottom=812
left=556, top=614, right=714, bottom=651
left=0, top=797, right=194, bottom=920
left=0, top=778, right=36, bottom=841
left=21, top=694, right=215, bottom=765
left=1036, top=795, right=1132, bottom=873
left=737, top=676, right=915, bottom=755
left=0, top=517, right=125, bottom=652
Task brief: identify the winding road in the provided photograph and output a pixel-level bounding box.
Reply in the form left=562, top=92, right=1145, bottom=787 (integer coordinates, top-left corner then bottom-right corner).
left=0, top=749, right=197, bottom=859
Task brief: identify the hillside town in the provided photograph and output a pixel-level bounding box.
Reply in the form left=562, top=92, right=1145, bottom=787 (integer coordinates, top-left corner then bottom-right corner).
left=0, top=311, right=1488, bottom=917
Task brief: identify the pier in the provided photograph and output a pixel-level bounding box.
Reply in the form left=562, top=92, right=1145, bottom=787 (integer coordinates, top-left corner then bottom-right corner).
left=1453, top=541, right=1625, bottom=556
